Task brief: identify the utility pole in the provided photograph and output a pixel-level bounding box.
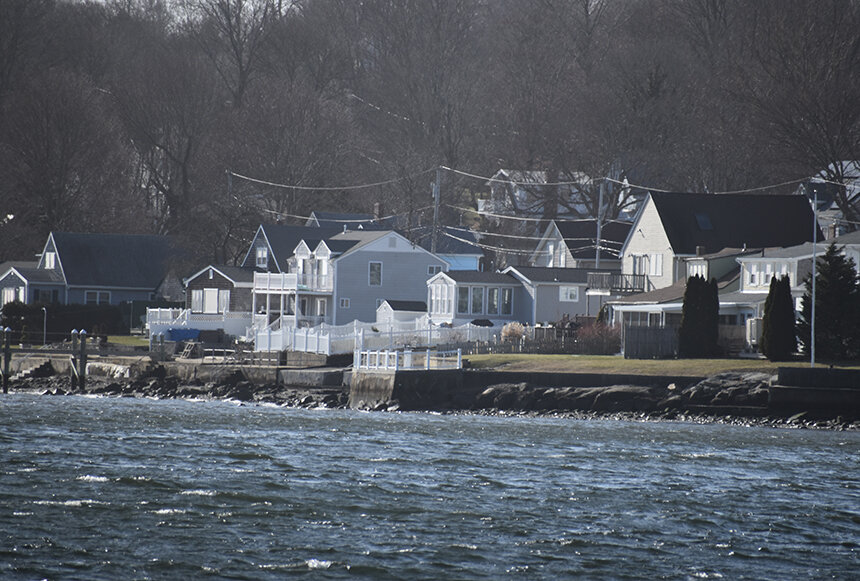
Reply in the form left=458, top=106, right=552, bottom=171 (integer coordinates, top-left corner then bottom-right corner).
left=431, top=167, right=441, bottom=254
left=811, top=187, right=817, bottom=368
left=595, top=180, right=605, bottom=269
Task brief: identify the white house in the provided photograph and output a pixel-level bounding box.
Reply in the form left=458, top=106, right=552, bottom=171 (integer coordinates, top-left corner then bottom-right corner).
left=615, top=192, right=819, bottom=293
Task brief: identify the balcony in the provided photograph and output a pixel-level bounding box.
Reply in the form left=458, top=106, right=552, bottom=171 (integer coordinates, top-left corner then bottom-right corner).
left=587, top=272, right=647, bottom=294
left=254, top=271, right=332, bottom=294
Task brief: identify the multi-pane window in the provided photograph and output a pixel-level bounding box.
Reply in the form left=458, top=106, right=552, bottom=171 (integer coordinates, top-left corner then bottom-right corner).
left=85, top=290, right=110, bottom=305
left=559, top=286, right=579, bottom=302
left=471, top=287, right=483, bottom=314
left=369, top=262, right=382, bottom=286
left=339, top=298, right=350, bottom=309
left=428, top=265, right=442, bottom=275
left=501, top=288, right=513, bottom=315
left=487, top=288, right=499, bottom=314
left=44, top=252, right=55, bottom=269
left=457, top=287, right=469, bottom=314
left=256, top=247, right=268, bottom=268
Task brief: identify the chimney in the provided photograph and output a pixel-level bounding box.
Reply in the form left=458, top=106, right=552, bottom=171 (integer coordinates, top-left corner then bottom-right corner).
left=373, top=202, right=382, bottom=220
left=696, top=245, right=705, bottom=256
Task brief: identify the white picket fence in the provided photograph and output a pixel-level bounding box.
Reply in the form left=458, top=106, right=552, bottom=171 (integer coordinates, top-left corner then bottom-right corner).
left=255, top=317, right=500, bottom=355
left=146, top=308, right=252, bottom=338
left=354, top=348, right=463, bottom=371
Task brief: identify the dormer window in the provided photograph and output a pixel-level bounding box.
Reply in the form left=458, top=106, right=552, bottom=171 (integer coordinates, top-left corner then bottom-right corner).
left=256, top=247, right=268, bottom=268
left=44, top=252, right=55, bottom=269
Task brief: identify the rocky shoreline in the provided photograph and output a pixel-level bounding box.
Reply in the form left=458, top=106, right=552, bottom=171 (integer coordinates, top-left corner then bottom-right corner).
left=5, top=370, right=858, bottom=431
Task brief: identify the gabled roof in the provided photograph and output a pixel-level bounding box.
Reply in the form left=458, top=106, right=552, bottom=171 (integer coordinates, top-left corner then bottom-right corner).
left=411, top=225, right=484, bottom=256
left=740, top=229, right=860, bottom=260
left=254, top=224, right=340, bottom=270
left=612, top=269, right=741, bottom=305
left=381, top=300, right=427, bottom=312
left=647, top=193, right=818, bottom=255
left=185, top=264, right=254, bottom=285
left=505, top=266, right=612, bottom=284
left=440, top=270, right=519, bottom=285
left=50, top=232, right=172, bottom=289
left=2, top=265, right=64, bottom=284
left=324, top=230, right=391, bottom=258
left=553, top=219, right=632, bottom=260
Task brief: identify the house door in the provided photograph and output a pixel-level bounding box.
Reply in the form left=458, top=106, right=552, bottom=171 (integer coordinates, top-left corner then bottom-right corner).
left=203, top=288, right=219, bottom=313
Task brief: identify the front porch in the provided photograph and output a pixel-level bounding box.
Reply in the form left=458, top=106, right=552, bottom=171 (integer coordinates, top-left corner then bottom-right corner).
left=252, top=272, right=333, bottom=328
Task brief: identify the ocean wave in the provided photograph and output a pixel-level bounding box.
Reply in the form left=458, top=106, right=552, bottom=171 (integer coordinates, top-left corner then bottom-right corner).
left=77, top=475, right=109, bottom=482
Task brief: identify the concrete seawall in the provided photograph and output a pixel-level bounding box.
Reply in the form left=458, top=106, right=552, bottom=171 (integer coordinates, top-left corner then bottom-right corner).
left=349, top=369, right=704, bottom=411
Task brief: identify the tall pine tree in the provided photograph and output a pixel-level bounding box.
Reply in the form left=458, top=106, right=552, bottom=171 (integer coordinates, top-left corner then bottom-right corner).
left=761, top=275, right=797, bottom=361
left=679, top=275, right=720, bottom=358
left=797, top=243, right=860, bottom=361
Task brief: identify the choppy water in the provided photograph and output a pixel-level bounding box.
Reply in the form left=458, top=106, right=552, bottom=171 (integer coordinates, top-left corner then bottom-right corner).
left=1, top=395, right=857, bottom=579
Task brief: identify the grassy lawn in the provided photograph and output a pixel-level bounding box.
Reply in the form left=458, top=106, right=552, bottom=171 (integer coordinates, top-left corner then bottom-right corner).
left=464, top=353, right=860, bottom=376
left=106, top=335, right=150, bottom=347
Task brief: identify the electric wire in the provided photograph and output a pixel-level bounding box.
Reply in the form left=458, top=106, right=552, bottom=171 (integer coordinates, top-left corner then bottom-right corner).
left=229, top=168, right=435, bottom=191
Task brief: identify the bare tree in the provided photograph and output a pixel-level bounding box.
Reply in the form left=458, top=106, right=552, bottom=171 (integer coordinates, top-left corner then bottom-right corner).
left=179, top=0, right=279, bottom=108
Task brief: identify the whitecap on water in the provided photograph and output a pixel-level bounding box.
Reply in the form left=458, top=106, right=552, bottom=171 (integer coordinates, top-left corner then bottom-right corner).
left=77, top=475, right=109, bottom=482
left=180, top=489, right=217, bottom=496
left=152, top=508, right=187, bottom=515
left=307, top=559, right=333, bottom=570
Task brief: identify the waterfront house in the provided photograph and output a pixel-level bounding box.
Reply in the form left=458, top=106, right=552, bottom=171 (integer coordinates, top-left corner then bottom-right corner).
left=606, top=192, right=820, bottom=295
left=254, top=229, right=448, bottom=328
left=503, top=266, right=614, bottom=322
left=530, top=219, right=632, bottom=270
left=426, top=270, right=521, bottom=327
left=0, top=232, right=180, bottom=307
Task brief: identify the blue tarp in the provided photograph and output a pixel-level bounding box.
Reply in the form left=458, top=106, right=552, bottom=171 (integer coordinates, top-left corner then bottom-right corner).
left=167, top=328, right=200, bottom=342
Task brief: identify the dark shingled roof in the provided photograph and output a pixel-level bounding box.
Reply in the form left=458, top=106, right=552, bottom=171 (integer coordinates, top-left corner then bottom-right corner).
left=649, top=193, right=819, bottom=255
left=2, top=265, right=64, bottom=284
left=412, top=226, right=484, bottom=256
left=554, top=220, right=632, bottom=259
left=383, top=300, right=427, bottom=312
left=261, top=224, right=340, bottom=268
left=51, top=232, right=172, bottom=288
left=443, top=270, right=519, bottom=284
left=506, top=266, right=613, bottom=284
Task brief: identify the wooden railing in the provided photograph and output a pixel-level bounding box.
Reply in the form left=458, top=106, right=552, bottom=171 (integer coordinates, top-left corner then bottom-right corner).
left=587, top=272, right=647, bottom=293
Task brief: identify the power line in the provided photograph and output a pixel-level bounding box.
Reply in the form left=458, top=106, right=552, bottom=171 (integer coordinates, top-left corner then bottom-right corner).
left=441, top=166, right=594, bottom=187
left=261, top=206, right=432, bottom=224
left=229, top=168, right=435, bottom=191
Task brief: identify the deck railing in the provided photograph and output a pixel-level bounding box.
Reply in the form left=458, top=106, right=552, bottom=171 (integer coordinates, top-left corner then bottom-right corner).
left=253, top=272, right=333, bottom=293
left=587, top=272, right=647, bottom=293
left=353, top=348, right=462, bottom=371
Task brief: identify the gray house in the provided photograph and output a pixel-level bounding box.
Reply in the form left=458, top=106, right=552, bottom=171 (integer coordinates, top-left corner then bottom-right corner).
left=504, top=266, right=613, bottom=322
left=0, top=232, right=180, bottom=306
left=426, top=270, right=522, bottom=327
left=254, top=230, right=448, bottom=326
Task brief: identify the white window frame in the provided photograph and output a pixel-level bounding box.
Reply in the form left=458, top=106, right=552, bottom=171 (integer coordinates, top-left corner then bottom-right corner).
left=317, top=298, right=326, bottom=317
left=487, top=287, right=499, bottom=315
left=44, top=252, right=55, bottom=269
left=457, top=286, right=470, bottom=314
left=369, top=261, right=382, bottom=286
left=256, top=247, right=268, bottom=268
left=649, top=253, right=663, bottom=277
left=85, top=290, right=110, bottom=305
left=428, top=265, right=442, bottom=276
left=501, top=287, right=513, bottom=315
left=339, top=297, right=350, bottom=309
left=191, top=289, right=203, bottom=312
left=218, top=289, right=230, bottom=313
left=559, top=286, right=579, bottom=302
left=471, top=286, right=484, bottom=314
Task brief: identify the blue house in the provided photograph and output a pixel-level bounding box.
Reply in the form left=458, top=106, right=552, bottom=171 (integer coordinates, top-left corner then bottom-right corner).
left=0, top=232, right=181, bottom=306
